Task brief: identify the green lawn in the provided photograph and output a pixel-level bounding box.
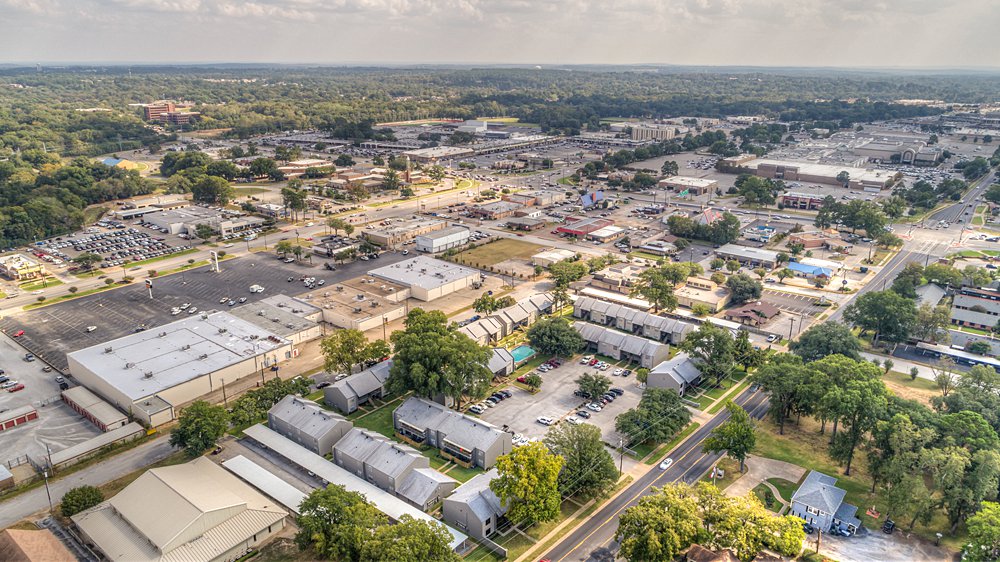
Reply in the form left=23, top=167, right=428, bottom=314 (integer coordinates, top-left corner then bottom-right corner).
left=129, top=247, right=198, bottom=269
left=557, top=175, right=579, bottom=186
left=707, top=380, right=751, bottom=414
left=753, top=483, right=781, bottom=512
left=768, top=477, right=800, bottom=503
left=19, top=278, right=63, bottom=291
left=352, top=400, right=399, bottom=438
left=450, top=238, right=545, bottom=268
left=234, top=187, right=267, bottom=196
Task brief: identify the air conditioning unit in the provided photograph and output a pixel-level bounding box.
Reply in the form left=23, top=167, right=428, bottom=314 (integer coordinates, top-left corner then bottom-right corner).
left=158, top=331, right=167, bottom=337
left=104, top=347, right=113, bottom=353
left=198, top=354, right=208, bottom=360
left=181, top=344, right=191, bottom=351
left=257, top=311, right=265, bottom=316
left=353, top=307, right=362, bottom=313
left=125, top=362, right=135, bottom=368
left=143, top=371, right=154, bottom=379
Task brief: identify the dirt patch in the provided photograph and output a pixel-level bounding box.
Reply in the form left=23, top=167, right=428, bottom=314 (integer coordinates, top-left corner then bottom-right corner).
left=883, top=379, right=936, bottom=407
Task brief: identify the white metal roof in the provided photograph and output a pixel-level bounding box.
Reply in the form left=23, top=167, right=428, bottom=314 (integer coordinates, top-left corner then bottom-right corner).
left=368, top=256, right=479, bottom=291
left=222, top=455, right=307, bottom=514
left=242, top=424, right=468, bottom=551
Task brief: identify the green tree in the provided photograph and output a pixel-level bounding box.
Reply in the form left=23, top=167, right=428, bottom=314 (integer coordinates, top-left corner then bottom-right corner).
left=968, top=341, right=992, bottom=355
left=388, top=309, right=492, bottom=409
left=359, top=516, right=458, bottom=562
left=544, top=422, right=618, bottom=499
left=635, top=368, right=649, bottom=385
left=725, top=272, right=762, bottom=305
left=527, top=316, right=585, bottom=357
left=548, top=259, right=588, bottom=286
left=491, top=442, right=563, bottom=525
left=725, top=259, right=741, bottom=273
left=750, top=353, right=813, bottom=434
left=789, top=322, right=862, bottom=362
left=60, top=485, right=104, bottom=517
left=660, top=160, right=679, bottom=176
left=776, top=267, right=793, bottom=284
left=335, top=154, right=355, bottom=167
left=737, top=176, right=778, bottom=208
left=683, top=322, right=735, bottom=386
left=72, top=252, right=102, bottom=271
left=192, top=175, right=236, bottom=206
left=169, top=401, right=230, bottom=457
left=296, top=485, right=387, bottom=561
left=275, top=239, right=294, bottom=257
left=427, top=165, right=446, bottom=182
left=843, top=290, right=918, bottom=344
left=732, top=329, right=762, bottom=372
left=912, top=303, right=952, bottom=344
left=576, top=372, right=612, bottom=399
left=321, top=329, right=369, bottom=374
left=194, top=223, right=215, bottom=241
left=836, top=170, right=850, bottom=187
left=965, top=501, right=1000, bottom=562
left=616, top=484, right=702, bottom=562
left=381, top=169, right=401, bottom=191
left=524, top=372, right=542, bottom=391
left=472, top=292, right=501, bottom=315
left=632, top=266, right=678, bottom=313
left=616, top=388, right=691, bottom=446
left=710, top=257, right=725, bottom=270
left=702, top=401, right=756, bottom=472
left=829, top=377, right=888, bottom=474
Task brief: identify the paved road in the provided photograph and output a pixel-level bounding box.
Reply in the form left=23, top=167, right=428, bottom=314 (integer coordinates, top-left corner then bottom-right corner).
left=928, top=171, right=994, bottom=224
left=0, top=435, right=175, bottom=528
left=542, top=388, right=770, bottom=562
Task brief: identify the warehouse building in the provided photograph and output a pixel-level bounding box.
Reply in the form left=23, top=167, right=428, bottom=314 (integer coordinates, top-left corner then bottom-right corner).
left=267, top=395, right=352, bottom=455
left=469, top=201, right=523, bottom=220
left=416, top=226, right=470, bottom=253
left=749, top=159, right=900, bottom=191
left=368, top=256, right=481, bottom=302
left=62, top=386, right=129, bottom=432
left=556, top=216, right=614, bottom=237
left=141, top=206, right=268, bottom=237
left=657, top=176, right=718, bottom=195
left=306, top=276, right=408, bottom=331
left=72, top=457, right=288, bottom=562
left=403, top=146, right=475, bottom=164
left=227, top=297, right=323, bottom=346
left=67, top=311, right=300, bottom=427
left=531, top=248, right=576, bottom=267
left=715, top=243, right=780, bottom=269
left=361, top=218, right=446, bottom=248
left=0, top=406, right=38, bottom=433
left=506, top=217, right=546, bottom=231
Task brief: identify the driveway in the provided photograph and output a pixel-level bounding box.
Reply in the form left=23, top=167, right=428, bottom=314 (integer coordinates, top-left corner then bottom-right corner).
left=724, top=456, right=805, bottom=499
left=816, top=529, right=958, bottom=562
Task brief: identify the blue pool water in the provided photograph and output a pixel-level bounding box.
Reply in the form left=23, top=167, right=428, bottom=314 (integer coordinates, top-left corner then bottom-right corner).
left=511, top=345, right=536, bottom=364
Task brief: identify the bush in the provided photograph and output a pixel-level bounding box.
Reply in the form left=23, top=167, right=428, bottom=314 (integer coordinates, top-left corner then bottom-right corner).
left=68, top=286, right=78, bottom=294
left=61, top=485, right=104, bottom=517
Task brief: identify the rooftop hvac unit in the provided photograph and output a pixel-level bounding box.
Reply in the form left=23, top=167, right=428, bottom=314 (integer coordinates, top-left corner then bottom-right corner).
left=104, top=347, right=113, bottom=353
left=257, top=311, right=266, bottom=316
left=420, top=269, right=427, bottom=273
left=387, top=288, right=394, bottom=292
left=125, top=362, right=135, bottom=368
left=158, top=331, right=167, bottom=337
left=143, top=371, right=154, bottom=379
left=181, top=344, right=191, bottom=351
left=285, top=323, right=294, bottom=329
left=336, top=286, right=344, bottom=291
left=370, top=301, right=378, bottom=308
left=218, top=328, right=227, bottom=333
left=356, top=294, right=365, bottom=301
left=271, top=317, right=279, bottom=322
left=198, top=354, right=208, bottom=360
left=353, top=307, right=362, bottom=313
left=292, top=308, right=301, bottom=313
left=277, top=302, right=286, bottom=308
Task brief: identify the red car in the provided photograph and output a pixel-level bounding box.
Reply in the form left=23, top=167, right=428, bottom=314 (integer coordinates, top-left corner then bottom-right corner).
left=7, top=384, right=25, bottom=393
left=12, top=330, right=24, bottom=338
left=516, top=375, right=528, bottom=383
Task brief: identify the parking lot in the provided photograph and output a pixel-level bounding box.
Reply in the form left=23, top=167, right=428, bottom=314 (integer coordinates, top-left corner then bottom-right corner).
left=0, top=251, right=410, bottom=372
left=762, top=288, right=823, bottom=316
left=477, top=353, right=643, bottom=446
left=31, top=220, right=193, bottom=272
left=0, top=332, right=102, bottom=471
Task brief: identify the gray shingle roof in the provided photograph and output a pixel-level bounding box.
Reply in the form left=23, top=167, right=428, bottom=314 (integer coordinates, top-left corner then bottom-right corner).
left=448, top=468, right=506, bottom=522
left=268, top=395, right=350, bottom=440
left=334, top=428, right=388, bottom=464
left=649, top=352, right=701, bottom=386
left=488, top=348, right=514, bottom=374
left=394, top=397, right=506, bottom=453
left=792, top=470, right=847, bottom=515
left=572, top=321, right=669, bottom=358
left=331, top=360, right=392, bottom=400
left=396, top=468, right=457, bottom=507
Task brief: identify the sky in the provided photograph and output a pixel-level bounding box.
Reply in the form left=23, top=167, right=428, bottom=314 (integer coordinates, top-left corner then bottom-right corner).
left=2, top=0, right=999, bottom=68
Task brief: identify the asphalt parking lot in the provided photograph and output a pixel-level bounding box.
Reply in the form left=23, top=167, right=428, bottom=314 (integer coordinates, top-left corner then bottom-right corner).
left=0, top=251, right=410, bottom=372
left=477, top=354, right=643, bottom=445
left=762, top=288, right=823, bottom=316
left=0, top=332, right=101, bottom=468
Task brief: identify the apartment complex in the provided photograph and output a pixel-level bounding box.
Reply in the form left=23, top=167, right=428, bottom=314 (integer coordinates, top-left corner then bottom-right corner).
left=393, top=397, right=512, bottom=469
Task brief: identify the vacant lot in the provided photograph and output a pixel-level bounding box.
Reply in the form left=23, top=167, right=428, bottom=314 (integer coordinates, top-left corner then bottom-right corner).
left=450, top=238, right=545, bottom=268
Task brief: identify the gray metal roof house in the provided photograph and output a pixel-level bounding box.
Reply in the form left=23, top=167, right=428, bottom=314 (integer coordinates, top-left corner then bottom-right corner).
left=573, top=296, right=696, bottom=344
left=393, top=397, right=513, bottom=469
left=332, top=428, right=458, bottom=511
left=790, top=470, right=861, bottom=535
left=458, top=293, right=553, bottom=345
left=267, top=395, right=352, bottom=455
left=488, top=348, right=515, bottom=378
left=324, top=360, right=392, bottom=414
left=647, top=352, right=702, bottom=394
left=442, top=469, right=507, bottom=540
left=573, top=322, right=671, bottom=368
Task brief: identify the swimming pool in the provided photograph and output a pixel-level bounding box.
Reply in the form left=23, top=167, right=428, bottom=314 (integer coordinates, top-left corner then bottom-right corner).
left=511, top=345, right=536, bottom=364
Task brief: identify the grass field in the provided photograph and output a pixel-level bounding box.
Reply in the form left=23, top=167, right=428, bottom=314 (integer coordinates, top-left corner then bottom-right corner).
left=451, top=238, right=545, bottom=268
left=643, top=422, right=701, bottom=465
left=234, top=187, right=268, bottom=196
left=19, top=278, right=63, bottom=291
left=882, top=369, right=938, bottom=406
left=768, top=477, right=800, bottom=503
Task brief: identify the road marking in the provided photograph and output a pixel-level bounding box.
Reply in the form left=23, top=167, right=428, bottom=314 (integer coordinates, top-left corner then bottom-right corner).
left=553, top=391, right=764, bottom=562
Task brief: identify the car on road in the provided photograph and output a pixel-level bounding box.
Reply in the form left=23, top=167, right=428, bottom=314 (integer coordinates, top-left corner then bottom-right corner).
left=536, top=416, right=555, bottom=426
left=12, top=330, right=24, bottom=337
left=766, top=334, right=779, bottom=343
left=659, top=458, right=674, bottom=470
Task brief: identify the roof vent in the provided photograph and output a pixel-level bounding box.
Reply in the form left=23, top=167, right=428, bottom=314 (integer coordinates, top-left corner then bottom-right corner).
left=370, top=301, right=378, bottom=308
left=218, top=328, right=227, bottom=333
left=285, top=323, right=294, bottom=329
left=257, top=311, right=266, bottom=316
left=125, top=362, right=135, bottom=369
left=198, top=354, right=208, bottom=360
left=143, top=371, right=154, bottom=379
left=104, top=346, right=113, bottom=353
left=181, top=344, right=191, bottom=351
left=158, top=332, right=167, bottom=337
left=354, top=307, right=362, bottom=313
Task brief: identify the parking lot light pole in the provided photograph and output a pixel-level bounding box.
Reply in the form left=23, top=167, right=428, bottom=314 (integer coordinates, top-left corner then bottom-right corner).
left=788, top=317, right=796, bottom=341
left=42, top=470, right=53, bottom=514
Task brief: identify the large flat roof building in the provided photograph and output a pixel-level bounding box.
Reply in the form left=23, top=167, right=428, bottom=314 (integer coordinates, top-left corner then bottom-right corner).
left=140, top=206, right=267, bottom=237
left=657, top=176, right=718, bottom=195
left=72, top=457, right=287, bottom=562
left=416, top=226, right=470, bottom=254
left=748, top=159, right=900, bottom=191
left=402, top=146, right=475, bottom=163
left=67, top=311, right=298, bottom=426
left=368, top=256, right=481, bottom=302
left=361, top=218, right=446, bottom=248
left=304, top=276, right=409, bottom=331
left=715, top=243, right=780, bottom=269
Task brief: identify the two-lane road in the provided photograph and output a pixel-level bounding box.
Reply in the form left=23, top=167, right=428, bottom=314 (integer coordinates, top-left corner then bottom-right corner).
left=543, top=388, right=770, bottom=562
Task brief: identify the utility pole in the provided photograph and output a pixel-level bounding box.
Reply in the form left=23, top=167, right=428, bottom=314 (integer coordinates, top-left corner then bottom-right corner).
left=618, top=437, right=624, bottom=476
left=42, top=470, right=53, bottom=514
left=221, top=378, right=228, bottom=407
left=788, top=317, right=796, bottom=341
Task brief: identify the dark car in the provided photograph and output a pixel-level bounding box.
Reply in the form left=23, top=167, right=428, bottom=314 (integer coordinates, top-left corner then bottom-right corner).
left=576, top=410, right=592, bottom=419
left=316, top=381, right=332, bottom=389
left=0, top=376, right=8, bottom=384
left=610, top=388, right=624, bottom=396
left=500, top=390, right=512, bottom=398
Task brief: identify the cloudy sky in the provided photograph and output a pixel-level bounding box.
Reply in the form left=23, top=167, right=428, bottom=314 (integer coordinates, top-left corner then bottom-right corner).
left=2, top=0, right=998, bottom=68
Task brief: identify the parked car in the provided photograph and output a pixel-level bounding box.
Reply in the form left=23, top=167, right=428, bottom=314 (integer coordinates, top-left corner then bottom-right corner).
left=587, top=403, right=603, bottom=412
left=12, top=330, right=24, bottom=337
left=469, top=405, right=485, bottom=414
left=567, top=416, right=582, bottom=425
left=315, top=381, right=331, bottom=389
left=576, top=410, right=591, bottom=419
left=766, top=334, right=779, bottom=343
left=7, top=384, right=25, bottom=393
left=610, top=388, right=624, bottom=396
left=536, top=416, right=555, bottom=426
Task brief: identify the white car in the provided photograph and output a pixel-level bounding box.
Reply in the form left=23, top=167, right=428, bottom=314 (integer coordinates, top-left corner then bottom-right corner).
left=659, top=458, right=674, bottom=470
left=587, top=403, right=603, bottom=412
left=85, top=326, right=97, bottom=333
left=613, top=368, right=624, bottom=376
left=179, top=303, right=191, bottom=309
left=188, top=307, right=198, bottom=314
left=766, top=334, right=779, bottom=343
left=171, top=308, right=182, bottom=315
left=580, top=355, right=593, bottom=364
left=567, top=416, right=582, bottom=425
left=536, top=416, right=555, bottom=426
